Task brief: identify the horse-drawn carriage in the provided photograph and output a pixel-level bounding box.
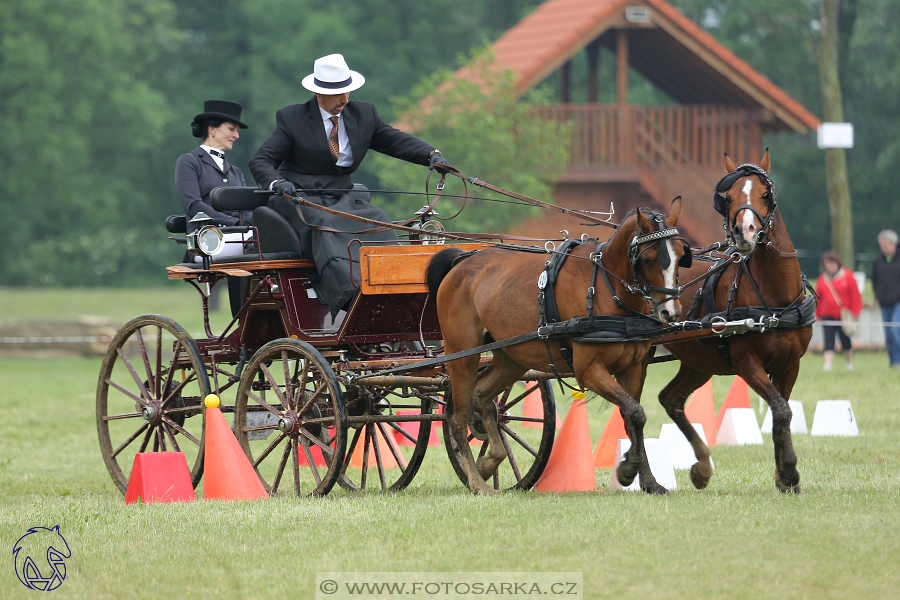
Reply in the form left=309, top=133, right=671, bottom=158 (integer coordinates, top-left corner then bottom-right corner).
left=96, top=151, right=817, bottom=497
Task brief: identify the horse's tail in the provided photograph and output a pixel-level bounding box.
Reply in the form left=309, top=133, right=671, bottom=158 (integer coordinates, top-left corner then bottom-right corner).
left=426, top=248, right=465, bottom=300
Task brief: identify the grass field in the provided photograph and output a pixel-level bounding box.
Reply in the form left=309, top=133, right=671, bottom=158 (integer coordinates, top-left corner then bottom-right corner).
left=1, top=289, right=899, bottom=599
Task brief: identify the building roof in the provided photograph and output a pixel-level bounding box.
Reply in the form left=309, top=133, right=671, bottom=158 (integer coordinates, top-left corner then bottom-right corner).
left=476, top=0, right=819, bottom=132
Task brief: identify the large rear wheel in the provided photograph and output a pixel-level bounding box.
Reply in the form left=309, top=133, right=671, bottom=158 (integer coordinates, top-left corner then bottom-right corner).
left=233, top=339, right=346, bottom=497
left=96, top=315, right=210, bottom=494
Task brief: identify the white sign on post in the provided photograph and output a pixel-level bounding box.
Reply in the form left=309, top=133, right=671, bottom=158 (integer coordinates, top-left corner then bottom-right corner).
left=817, top=123, right=854, bottom=149
left=810, top=400, right=859, bottom=436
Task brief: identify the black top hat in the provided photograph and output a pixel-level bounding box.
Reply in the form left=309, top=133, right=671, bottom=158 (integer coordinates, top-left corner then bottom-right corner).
left=191, top=100, right=248, bottom=129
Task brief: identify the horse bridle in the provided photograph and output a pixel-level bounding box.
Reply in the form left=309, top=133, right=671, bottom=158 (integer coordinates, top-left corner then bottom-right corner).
left=713, top=163, right=777, bottom=247
left=594, top=211, right=691, bottom=314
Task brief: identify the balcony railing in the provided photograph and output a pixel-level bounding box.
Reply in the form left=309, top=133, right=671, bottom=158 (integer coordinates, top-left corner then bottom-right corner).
left=536, top=104, right=762, bottom=171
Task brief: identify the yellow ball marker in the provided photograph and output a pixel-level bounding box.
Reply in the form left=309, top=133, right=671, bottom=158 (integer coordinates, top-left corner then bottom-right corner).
left=204, top=394, right=221, bottom=409
left=572, top=390, right=586, bottom=401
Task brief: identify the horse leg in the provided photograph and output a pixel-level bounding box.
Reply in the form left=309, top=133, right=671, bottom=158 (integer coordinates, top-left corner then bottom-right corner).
left=469, top=349, right=527, bottom=481
left=658, top=364, right=715, bottom=489
left=766, top=362, right=802, bottom=494
left=584, top=365, right=667, bottom=495
left=446, top=354, right=496, bottom=495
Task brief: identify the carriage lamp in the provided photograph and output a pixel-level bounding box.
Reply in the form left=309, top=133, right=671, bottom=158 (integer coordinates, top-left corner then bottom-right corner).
left=186, top=212, right=225, bottom=258
left=412, top=206, right=446, bottom=245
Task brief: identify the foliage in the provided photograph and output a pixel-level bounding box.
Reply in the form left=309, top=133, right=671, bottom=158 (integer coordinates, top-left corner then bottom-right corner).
left=369, top=50, right=572, bottom=233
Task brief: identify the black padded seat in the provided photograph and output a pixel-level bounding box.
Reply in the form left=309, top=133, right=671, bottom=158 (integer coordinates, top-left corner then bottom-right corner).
left=252, top=206, right=304, bottom=255
left=209, top=186, right=270, bottom=212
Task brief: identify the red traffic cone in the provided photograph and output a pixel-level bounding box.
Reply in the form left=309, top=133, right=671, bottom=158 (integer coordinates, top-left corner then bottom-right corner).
left=534, top=392, right=596, bottom=492
left=685, top=380, right=717, bottom=447
left=592, top=406, right=627, bottom=469
left=715, top=376, right=750, bottom=432
left=202, top=395, right=269, bottom=501
left=125, top=452, right=195, bottom=504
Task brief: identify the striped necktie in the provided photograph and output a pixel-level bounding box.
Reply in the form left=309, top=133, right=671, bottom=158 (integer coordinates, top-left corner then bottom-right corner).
left=328, top=116, right=340, bottom=163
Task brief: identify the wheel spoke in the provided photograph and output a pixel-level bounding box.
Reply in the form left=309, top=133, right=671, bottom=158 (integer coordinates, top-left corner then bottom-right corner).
left=298, top=427, right=334, bottom=456
left=154, top=326, right=163, bottom=403
left=106, top=378, right=149, bottom=407
left=342, top=427, right=364, bottom=475
left=386, top=420, right=417, bottom=445
left=152, top=427, right=160, bottom=452
left=258, top=363, right=290, bottom=411
left=370, top=426, right=389, bottom=490
left=360, top=425, right=372, bottom=490
left=162, top=416, right=201, bottom=446
left=111, top=422, right=149, bottom=458
left=499, top=423, right=538, bottom=457
left=161, top=371, right=197, bottom=409
left=291, top=437, right=301, bottom=495
left=253, top=432, right=287, bottom=468
left=299, top=437, right=322, bottom=486
left=102, top=412, right=142, bottom=421
left=271, top=442, right=291, bottom=495
left=281, top=351, right=294, bottom=411
left=500, top=429, right=522, bottom=481
left=135, top=329, right=155, bottom=397
left=163, top=423, right=181, bottom=453
left=376, top=422, right=406, bottom=472
left=160, top=342, right=184, bottom=403
left=502, top=384, right=535, bottom=412
left=246, top=390, right=286, bottom=419
left=117, top=347, right=154, bottom=404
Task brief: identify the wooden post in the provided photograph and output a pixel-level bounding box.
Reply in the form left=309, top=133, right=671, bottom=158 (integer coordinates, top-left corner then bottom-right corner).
left=616, top=30, right=628, bottom=105
left=587, top=39, right=601, bottom=104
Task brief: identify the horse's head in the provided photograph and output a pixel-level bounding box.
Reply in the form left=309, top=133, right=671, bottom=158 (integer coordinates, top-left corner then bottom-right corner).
left=714, top=149, right=776, bottom=255
left=628, top=197, right=690, bottom=323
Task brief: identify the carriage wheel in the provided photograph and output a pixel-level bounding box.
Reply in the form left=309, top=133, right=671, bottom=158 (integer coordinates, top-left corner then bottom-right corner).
left=96, top=315, right=211, bottom=494
left=442, top=380, right=556, bottom=491
left=336, top=384, right=435, bottom=492
left=233, top=339, right=346, bottom=497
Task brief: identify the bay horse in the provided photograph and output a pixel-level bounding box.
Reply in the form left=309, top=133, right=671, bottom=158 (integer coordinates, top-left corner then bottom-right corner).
left=427, top=199, right=689, bottom=494
left=659, top=150, right=814, bottom=493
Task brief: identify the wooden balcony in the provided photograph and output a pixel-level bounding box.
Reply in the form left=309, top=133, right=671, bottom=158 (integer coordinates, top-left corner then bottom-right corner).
left=536, top=104, right=764, bottom=180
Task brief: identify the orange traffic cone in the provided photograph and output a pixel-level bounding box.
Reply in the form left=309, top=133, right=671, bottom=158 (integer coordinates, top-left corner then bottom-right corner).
left=715, top=376, right=750, bottom=432
left=351, top=425, right=399, bottom=469
left=592, top=406, right=627, bottom=469
left=521, top=384, right=563, bottom=430
left=534, top=392, right=596, bottom=492
left=685, top=380, right=716, bottom=447
left=202, top=395, right=269, bottom=501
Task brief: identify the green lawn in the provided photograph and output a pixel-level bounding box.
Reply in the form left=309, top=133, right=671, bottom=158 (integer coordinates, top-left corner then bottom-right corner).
left=1, top=343, right=898, bottom=598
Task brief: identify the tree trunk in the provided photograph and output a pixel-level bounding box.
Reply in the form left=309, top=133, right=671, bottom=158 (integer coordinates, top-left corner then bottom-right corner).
left=818, top=0, right=855, bottom=268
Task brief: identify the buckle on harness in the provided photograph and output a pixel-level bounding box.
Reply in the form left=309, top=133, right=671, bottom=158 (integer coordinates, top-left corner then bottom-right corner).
left=537, top=325, right=553, bottom=340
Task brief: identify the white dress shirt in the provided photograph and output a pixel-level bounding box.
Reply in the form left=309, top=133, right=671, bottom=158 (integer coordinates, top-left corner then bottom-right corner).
left=200, top=144, right=225, bottom=171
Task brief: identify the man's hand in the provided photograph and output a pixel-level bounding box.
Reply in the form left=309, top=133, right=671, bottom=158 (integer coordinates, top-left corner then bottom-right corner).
left=429, top=151, right=450, bottom=171
left=272, top=179, right=297, bottom=197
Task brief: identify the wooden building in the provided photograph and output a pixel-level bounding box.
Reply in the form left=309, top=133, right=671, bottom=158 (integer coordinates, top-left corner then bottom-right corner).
left=469, top=0, right=821, bottom=244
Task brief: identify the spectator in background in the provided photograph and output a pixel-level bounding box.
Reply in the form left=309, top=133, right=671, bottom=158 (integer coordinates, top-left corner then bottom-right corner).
left=815, top=251, right=862, bottom=371
left=872, top=229, right=900, bottom=368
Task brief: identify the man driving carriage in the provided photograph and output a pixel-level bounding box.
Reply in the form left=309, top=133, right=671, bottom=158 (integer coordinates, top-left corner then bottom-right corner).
left=249, top=53, right=450, bottom=314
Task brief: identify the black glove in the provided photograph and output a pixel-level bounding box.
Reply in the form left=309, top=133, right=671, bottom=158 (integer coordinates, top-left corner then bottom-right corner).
left=272, top=179, right=297, bottom=197
left=429, top=151, right=450, bottom=171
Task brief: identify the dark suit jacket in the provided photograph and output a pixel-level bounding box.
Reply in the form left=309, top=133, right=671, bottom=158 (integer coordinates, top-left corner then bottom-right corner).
left=249, top=97, right=435, bottom=191
left=175, top=147, right=249, bottom=231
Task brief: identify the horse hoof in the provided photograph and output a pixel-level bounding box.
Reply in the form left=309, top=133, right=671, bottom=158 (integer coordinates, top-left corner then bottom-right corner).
left=776, top=471, right=801, bottom=494
left=616, top=464, right=638, bottom=487
left=690, top=463, right=712, bottom=490
left=476, top=457, right=498, bottom=480
left=471, top=483, right=497, bottom=496
left=643, top=483, right=669, bottom=496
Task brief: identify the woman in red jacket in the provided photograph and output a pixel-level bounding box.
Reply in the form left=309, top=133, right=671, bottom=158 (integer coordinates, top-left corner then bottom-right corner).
left=815, top=251, right=863, bottom=371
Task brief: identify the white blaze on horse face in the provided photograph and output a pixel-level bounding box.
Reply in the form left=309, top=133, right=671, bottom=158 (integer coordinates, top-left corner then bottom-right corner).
left=662, top=239, right=678, bottom=320
left=740, top=178, right=757, bottom=246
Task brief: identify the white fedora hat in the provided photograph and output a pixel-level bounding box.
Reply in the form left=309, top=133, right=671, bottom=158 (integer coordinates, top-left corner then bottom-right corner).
left=302, top=54, right=365, bottom=94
